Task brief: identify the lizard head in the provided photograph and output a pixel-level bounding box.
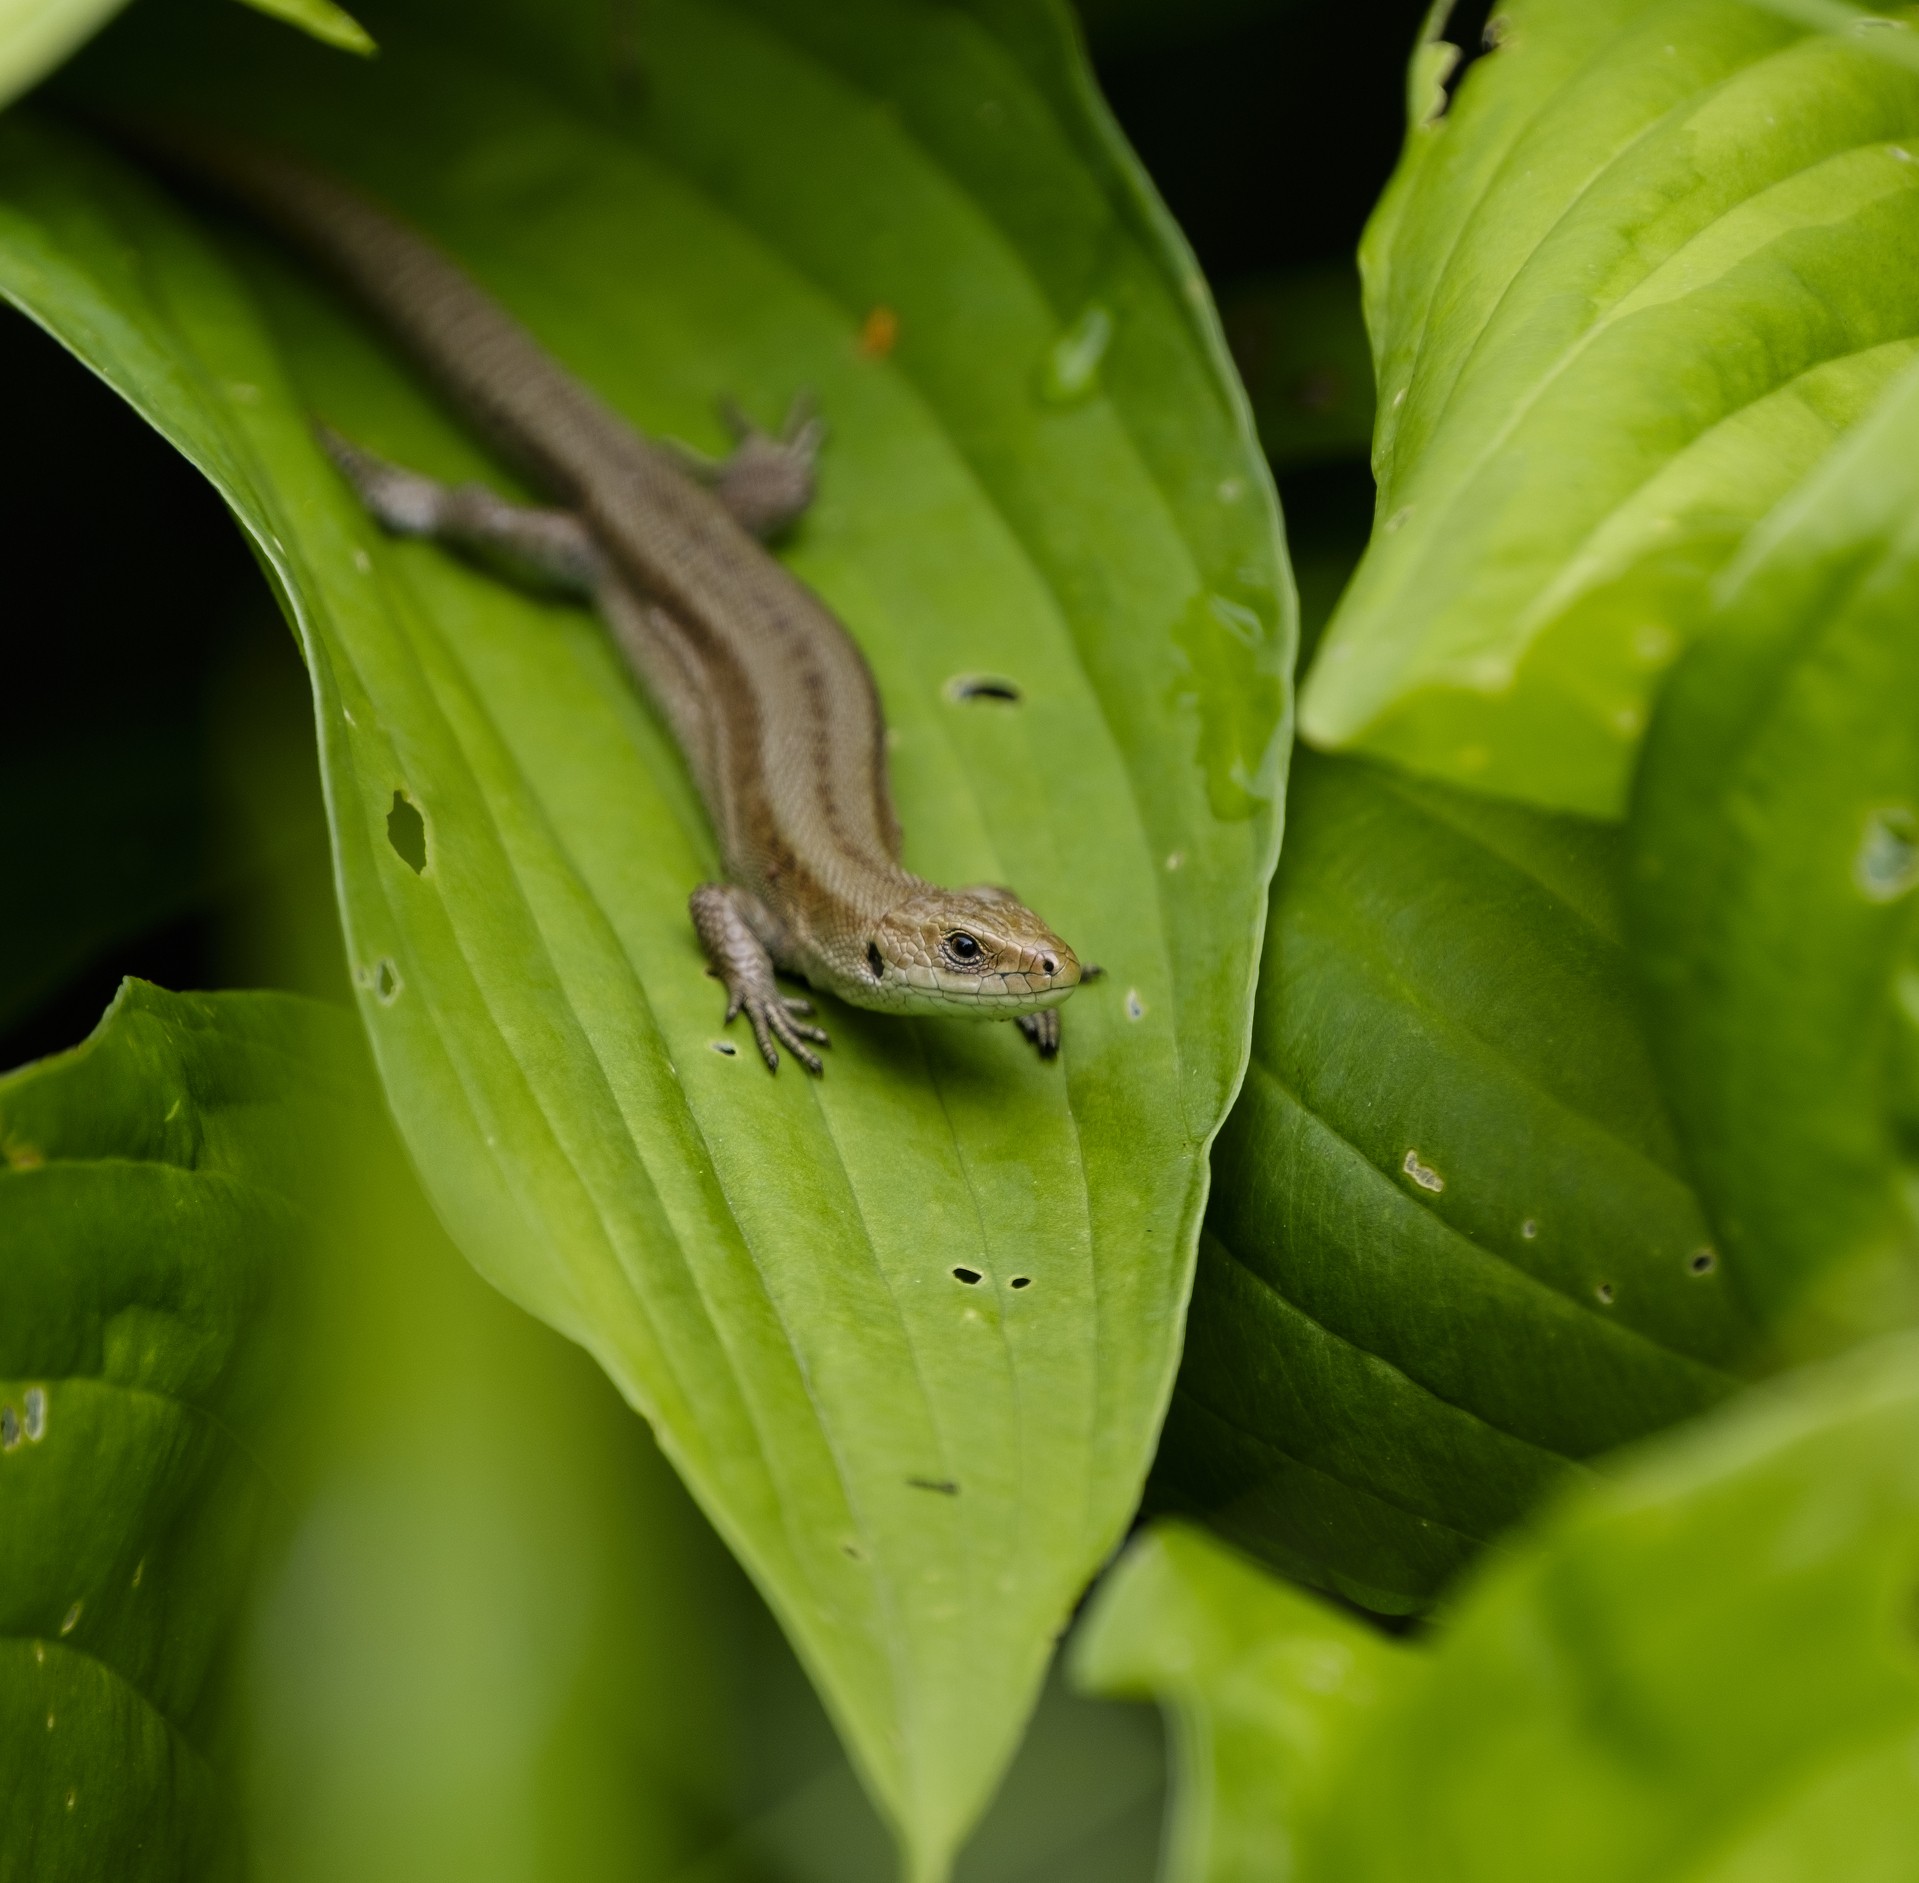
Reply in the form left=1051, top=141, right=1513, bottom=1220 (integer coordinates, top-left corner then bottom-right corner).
left=862, top=886, right=1082, bottom=1017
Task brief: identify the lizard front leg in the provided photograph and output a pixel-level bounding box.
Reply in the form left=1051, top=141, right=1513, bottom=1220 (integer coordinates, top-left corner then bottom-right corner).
left=689, top=884, right=830, bottom=1073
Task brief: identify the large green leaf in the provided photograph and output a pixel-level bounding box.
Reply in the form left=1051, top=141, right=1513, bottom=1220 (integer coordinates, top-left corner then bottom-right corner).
left=0, top=980, right=358, bottom=1881
left=1080, top=1332, right=1919, bottom=1882
left=0, top=2, right=1290, bottom=1869
left=1301, top=0, right=1919, bottom=816
left=1152, top=750, right=1757, bottom=1613
left=218, top=561, right=1168, bottom=1883
left=1631, top=352, right=1919, bottom=1347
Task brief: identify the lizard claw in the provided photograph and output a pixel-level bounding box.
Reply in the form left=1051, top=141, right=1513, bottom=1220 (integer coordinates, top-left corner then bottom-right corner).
left=690, top=882, right=829, bottom=1074
left=1017, top=1010, right=1061, bottom=1059
left=739, top=990, right=829, bottom=1075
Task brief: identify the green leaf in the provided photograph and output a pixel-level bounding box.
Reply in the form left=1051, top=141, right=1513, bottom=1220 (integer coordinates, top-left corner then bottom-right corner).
left=212, top=663, right=1169, bottom=1883
left=1152, top=751, right=1757, bottom=1614
left=1631, top=352, right=1919, bottom=1348
left=1071, top=1523, right=1398, bottom=1883
left=231, top=0, right=373, bottom=56
left=0, top=0, right=371, bottom=114
left=1219, top=264, right=1375, bottom=470
left=1082, top=1332, right=1919, bottom=1883
left=0, top=2, right=1290, bottom=1869
left=0, top=0, right=128, bottom=111
left=0, top=980, right=359, bottom=1881
left=1302, top=0, right=1919, bottom=816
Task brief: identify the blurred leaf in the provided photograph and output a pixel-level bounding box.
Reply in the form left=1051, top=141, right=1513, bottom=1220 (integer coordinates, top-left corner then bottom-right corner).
left=0, top=980, right=359, bottom=1882
left=1631, top=352, right=1919, bottom=1349
left=1083, top=1332, right=1919, bottom=1882
left=1303, top=0, right=1919, bottom=816
left=0, top=0, right=369, bottom=114
left=0, top=1, right=1290, bottom=1869
left=1071, top=1524, right=1397, bottom=1883
left=233, top=0, right=372, bottom=55
left=0, top=0, right=126, bottom=110
left=1153, top=751, right=1757, bottom=1613
left=1221, top=265, right=1374, bottom=470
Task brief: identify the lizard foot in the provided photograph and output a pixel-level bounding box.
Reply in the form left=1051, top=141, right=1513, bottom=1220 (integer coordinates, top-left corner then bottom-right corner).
left=1016, top=1010, right=1061, bottom=1059
left=727, top=983, right=831, bottom=1075
left=710, top=394, right=824, bottom=539
left=690, top=882, right=829, bottom=1074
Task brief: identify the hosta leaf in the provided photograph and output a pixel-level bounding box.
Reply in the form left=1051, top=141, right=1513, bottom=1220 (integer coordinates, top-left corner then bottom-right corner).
left=1083, top=1334, right=1919, bottom=1883
left=0, top=981, right=359, bottom=1881
left=1152, top=751, right=1756, bottom=1614
left=1303, top=0, right=1919, bottom=816
left=1071, top=1522, right=1396, bottom=1883
left=1631, top=352, right=1919, bottom=1348
left=0, top=2, right=1290, bottom=1869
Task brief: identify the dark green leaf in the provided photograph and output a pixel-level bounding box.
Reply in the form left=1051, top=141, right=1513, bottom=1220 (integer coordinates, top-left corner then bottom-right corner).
left=1631, top=352, right=1919, bottom=1346
left=1303, top=0, right=1919, bottom=815
left=0, top=2, right=1290, bottom=1865
left=1153, top=751, right=1756, bottom=1613
left=0, top=980, right=359, bottom=1881
left=1081, top=1332, right=1919, bottom=1883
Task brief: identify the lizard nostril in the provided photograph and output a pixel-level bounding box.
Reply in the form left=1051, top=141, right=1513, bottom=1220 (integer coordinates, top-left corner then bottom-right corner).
left=1041, top=955, right=1057, bottom=976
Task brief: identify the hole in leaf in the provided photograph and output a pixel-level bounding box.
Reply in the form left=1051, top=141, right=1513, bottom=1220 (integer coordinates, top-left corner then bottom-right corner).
left=710, top=1041, right=738, bottom=1057
left=1009, top=1276, right=1032, bottom=1290
left=952, top=1267, right=982, bottom=1285
left=386, top=790, right=427, bottom=873
left=1689, top=1248, right=1717, bottom=1275
left=944, top=674, right=1023, bottom=705
left=374, top=960, right=402, bottom=1004
left=1, top=1406, right=18, bottom=1451
left=1595, top=1282, right=1616, bottom=1306
left=23, top=1387, right=45, bottom=1441
left=907, top=1477, right=959, bottom=1495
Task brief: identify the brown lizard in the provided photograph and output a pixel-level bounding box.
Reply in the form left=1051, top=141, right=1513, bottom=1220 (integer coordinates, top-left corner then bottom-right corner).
left=150, top=135, right=1086, bottom=1072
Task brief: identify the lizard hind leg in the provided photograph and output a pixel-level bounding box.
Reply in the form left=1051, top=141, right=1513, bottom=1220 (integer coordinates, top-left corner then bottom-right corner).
left=318, top=424, right=604, bottom=598
left=674, top=395, right=823, bottom=540
left=689, top=883, right=830, bottom=1074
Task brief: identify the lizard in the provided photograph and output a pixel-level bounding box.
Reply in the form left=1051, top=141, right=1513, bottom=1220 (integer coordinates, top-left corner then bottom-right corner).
left=147, top=133, right=1087, bottom=1073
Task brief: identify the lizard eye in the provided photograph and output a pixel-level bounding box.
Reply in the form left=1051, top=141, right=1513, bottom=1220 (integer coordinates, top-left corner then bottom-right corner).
left=945, top=932, right=982, bottom=963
